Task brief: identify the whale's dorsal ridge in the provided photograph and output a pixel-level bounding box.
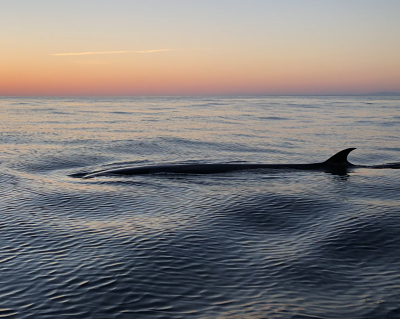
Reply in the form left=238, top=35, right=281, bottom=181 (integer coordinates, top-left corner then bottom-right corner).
left=324, top=148, right=356, bottom=166
left=73, top=147, right=361, bottom=178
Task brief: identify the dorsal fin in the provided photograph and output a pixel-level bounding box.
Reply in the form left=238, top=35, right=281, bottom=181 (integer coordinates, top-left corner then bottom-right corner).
left=324, top=148, right=356, bottom=165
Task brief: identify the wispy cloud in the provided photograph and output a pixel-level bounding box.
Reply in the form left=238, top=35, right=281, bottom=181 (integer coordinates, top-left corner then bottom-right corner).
left=51, top=49, right=177, bottom=56
left=51, top=51, right=131, bottom=56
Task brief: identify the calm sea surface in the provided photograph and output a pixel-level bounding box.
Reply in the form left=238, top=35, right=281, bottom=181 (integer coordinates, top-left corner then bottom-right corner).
left=0, top=96, right=399, bottom=319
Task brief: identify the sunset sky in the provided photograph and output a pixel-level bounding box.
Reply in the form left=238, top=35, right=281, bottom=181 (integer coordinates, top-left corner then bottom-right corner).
left=1, top=0, right=400, bottom=96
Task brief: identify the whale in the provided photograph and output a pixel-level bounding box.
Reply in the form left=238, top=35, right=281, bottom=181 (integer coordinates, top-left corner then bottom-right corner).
left=72, top=147, right=378, bottom=179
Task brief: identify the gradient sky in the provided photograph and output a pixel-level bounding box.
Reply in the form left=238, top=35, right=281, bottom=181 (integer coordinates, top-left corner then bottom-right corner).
left=1, top=0, right=400, bottom=96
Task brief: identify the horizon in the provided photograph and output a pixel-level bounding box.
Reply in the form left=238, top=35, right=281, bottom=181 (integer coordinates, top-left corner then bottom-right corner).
left=1, top=91, right=400, bottom=99
left=2, top=1, right=400, bottom=96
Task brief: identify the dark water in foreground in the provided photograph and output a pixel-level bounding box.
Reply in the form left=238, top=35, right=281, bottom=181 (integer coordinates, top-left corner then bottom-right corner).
left=0, top=96, right=400, bottom=318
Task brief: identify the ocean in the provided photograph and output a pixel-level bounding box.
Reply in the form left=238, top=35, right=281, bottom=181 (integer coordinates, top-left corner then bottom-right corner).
left=0, top=96, right=399, bottom=319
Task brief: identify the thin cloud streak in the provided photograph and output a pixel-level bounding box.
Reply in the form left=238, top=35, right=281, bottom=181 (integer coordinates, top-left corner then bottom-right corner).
left=52, top=49, right=177, bottom=56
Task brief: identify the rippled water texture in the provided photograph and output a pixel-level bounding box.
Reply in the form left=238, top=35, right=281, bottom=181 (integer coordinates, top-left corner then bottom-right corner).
left=0, top=96, right=400, bottom=318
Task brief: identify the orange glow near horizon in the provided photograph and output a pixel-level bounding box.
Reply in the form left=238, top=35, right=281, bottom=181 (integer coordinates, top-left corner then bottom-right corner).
left=2, top=50, right=399, bottom=96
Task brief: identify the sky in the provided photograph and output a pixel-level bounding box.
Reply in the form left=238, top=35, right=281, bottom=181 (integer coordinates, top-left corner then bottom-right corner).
left=1, top=0, right=400, bottom=96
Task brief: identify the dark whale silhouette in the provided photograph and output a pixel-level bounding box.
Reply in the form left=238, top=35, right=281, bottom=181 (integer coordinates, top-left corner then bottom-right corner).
left=72, top=148, right=376, bottom=179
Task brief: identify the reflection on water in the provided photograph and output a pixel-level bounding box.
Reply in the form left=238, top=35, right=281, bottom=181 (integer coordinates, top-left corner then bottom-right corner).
left=0, top=96, right=400, bottom=318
